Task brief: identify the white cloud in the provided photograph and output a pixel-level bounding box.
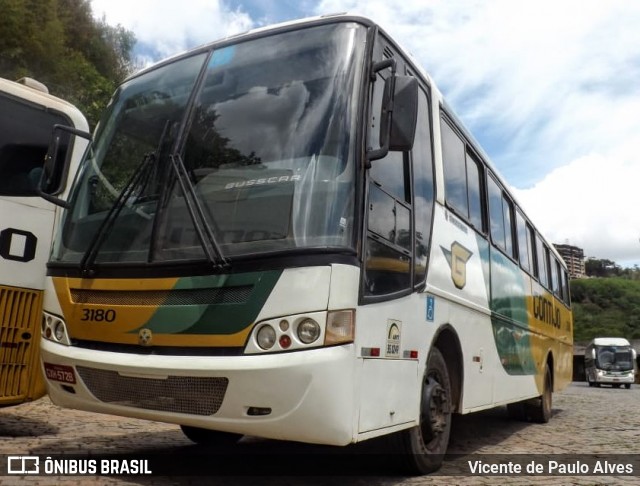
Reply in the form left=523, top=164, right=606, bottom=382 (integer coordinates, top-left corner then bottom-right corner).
left=513, top=153, right=640, bottom=267
left=90, top=0, right=255, bottom=62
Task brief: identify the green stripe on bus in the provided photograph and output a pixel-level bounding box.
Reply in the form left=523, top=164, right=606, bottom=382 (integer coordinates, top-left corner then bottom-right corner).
left=134, top=270, right=283, bottom=335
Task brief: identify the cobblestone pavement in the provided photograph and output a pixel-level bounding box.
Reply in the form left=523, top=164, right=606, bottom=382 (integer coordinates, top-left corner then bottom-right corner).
left=0, top=382, right=639, bottom=485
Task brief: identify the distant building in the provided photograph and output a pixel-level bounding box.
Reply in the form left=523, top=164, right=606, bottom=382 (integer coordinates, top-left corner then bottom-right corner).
left=554, top=244, right=585, bottom=279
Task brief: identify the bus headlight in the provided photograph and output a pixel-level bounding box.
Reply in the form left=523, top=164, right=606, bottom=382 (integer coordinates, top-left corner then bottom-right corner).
left=256, top=325, right=276, bottom=350
left=297, top=318, right=321, bottom=344
left=245, top=310, right=355, bottom=354
left=42, top=312, right=71, bottom=345
left=54, top=321, right=66, bottom=341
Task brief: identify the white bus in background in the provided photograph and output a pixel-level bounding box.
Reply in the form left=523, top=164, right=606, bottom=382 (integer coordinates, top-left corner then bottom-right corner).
left=0, top=77, right=88, bottom=407
left=585, top=337, right=636, bottom=389
left=39, top=15, right=573, bottom=474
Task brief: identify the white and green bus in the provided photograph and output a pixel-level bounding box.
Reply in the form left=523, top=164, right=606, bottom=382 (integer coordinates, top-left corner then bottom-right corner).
left=39, top=15, right=572, bottom=473
left=0, top=77, right=88, bottom=407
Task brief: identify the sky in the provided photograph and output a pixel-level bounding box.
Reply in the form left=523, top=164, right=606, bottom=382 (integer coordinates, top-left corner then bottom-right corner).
left=89, top=0, right=640, bottom=267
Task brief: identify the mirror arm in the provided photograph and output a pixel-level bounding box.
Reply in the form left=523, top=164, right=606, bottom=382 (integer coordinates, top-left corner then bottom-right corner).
left=366, top=58, right=397, bottom=167
left=51, top=124, right=92, bottom=140
left=36, top=188, right=70, bottom=208
left=369, top=58, right=396, bottom=81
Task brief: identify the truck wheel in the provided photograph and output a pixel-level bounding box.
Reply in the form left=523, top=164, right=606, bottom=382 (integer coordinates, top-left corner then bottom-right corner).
left=625, top=384, right=631, bottom=389
left=391, top=347, right=452, bottom=474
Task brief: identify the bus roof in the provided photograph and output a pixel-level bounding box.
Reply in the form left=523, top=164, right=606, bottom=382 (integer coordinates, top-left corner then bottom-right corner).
left=0, top=77, right=89, bottom=132
left=589, top=337, right=631, bottom=347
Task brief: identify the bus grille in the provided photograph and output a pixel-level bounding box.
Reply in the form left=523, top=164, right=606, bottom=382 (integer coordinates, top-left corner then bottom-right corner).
left=0, top=286, right=41, bottom=401
left=70, top=286, right=253, bottom=306
left=76, top=366, right=228, bottom=416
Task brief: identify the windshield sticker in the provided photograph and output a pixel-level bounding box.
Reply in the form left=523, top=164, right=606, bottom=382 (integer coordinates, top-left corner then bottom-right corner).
left=209, top=46, right=236, bottom=68
left=224, top=174, right=301, bottom=189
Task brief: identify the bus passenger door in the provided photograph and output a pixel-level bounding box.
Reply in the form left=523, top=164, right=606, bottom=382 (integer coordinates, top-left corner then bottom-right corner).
left=357, top=35, right=437, bottom=432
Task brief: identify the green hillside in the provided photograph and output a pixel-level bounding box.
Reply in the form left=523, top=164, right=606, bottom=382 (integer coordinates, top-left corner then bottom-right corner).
left=571, top=278, right=640, bottom=342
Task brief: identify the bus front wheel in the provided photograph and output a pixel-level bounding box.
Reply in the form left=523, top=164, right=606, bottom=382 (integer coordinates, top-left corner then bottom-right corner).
left=392, top=347, right=452, bottom=474
left=180, top=425, right=243, bottom=447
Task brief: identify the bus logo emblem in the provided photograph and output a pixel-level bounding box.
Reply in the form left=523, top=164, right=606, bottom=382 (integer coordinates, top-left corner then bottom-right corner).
left=138, top=328, right=153, bottom=346
left=441, top=241, right=473, bottom=289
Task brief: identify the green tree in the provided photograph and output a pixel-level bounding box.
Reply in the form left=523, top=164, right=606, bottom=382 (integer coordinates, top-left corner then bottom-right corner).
left=0, top=0, right=136, bottom=127
left=571, top=278, right=640, bottom=341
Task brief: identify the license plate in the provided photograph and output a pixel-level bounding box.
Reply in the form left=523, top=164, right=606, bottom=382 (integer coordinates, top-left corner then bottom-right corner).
left=44, top=363, right=76, bottom=384
left=613, top=378, right=620, bottom=382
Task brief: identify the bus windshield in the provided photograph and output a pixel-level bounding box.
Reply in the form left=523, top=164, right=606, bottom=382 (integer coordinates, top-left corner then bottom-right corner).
left=596, top=346, right=634, bottom=371
left=52, top=22, right=365, bottom=266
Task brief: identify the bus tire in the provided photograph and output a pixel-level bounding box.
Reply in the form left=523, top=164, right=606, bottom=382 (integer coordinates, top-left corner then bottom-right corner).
left=527, top=365, right=552, bottom=424
left=392, top=347, right=452, bottom=475
left=180, top=425, right=242, bottom=446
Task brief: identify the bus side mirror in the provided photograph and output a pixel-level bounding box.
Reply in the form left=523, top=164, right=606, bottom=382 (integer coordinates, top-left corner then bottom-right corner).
left=367, top=73, right=418, bottom=163
left=38, top=124, right=91, bottom=208
left=385, top=75, right=418, bottom=151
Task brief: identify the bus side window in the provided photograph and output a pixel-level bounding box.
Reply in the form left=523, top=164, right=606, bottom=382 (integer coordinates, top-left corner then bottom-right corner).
left=466, top=152, right=484, bottom=231
left=535, top=233, right=549, bottom=289
left=0, top=95, right=71, bottom=196
left=488, top=174, right=515, bottom=256
left=441, top=119, right=466, bottom=217
left=562, top=269, right=571, bottom=306
left=516, top=210, right=531, bottom=272
left=546, top=254, right=560, bottom=296
left=502, top=195, right=515, bottom=258
left=412, top=88, right=434, bottom=287
left=440, top=117, right=484, bottom=232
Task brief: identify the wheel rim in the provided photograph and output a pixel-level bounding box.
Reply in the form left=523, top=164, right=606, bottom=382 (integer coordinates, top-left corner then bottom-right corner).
left=420, top=375, right=449, bottom=444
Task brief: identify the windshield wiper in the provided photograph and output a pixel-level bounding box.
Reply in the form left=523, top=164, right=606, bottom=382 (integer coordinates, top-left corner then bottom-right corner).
left=168, top=152, right=229, bottom=269
left=79, top=151, right=157, bottom=276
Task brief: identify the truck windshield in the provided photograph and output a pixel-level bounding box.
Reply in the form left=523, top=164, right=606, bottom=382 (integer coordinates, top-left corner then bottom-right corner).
left=596, top=346, right=634, bottom=371
left=51, top=22, right=365, bottom=266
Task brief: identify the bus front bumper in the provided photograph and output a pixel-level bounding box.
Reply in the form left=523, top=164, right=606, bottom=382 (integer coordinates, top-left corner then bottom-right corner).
left=595, top=371, right=635, bottom=385
left=40, top=339, right=356, bottom=446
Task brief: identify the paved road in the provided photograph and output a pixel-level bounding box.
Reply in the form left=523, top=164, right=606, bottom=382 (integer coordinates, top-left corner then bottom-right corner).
left=1, top=382, right=639, bottom=485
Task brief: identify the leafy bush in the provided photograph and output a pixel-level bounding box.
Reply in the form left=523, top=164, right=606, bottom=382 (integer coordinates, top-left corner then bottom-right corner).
left=571, top=278, right=640, bottom=342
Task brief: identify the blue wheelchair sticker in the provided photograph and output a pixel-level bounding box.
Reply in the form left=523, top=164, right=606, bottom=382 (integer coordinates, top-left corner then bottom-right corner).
left=426, top=296, right=435, bottom=322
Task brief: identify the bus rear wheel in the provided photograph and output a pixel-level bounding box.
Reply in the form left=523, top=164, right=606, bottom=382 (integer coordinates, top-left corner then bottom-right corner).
left=392, top=347, right=452, bottom=475
left=180, top=425, right=243, bottom=447
left=527, top=365, right=552, bottom=423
